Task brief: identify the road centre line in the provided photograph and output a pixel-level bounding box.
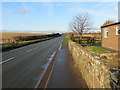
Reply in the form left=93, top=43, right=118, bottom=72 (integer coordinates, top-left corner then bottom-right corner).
left=0, top=57, right=15, bottom=64
left=26, top=49, right=33, bottom=52
left=26, top=47, right=38, bottom=52
left=1, top=47, right=38, bottom=64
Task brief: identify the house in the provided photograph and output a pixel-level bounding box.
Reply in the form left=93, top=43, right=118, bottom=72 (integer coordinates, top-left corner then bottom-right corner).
left=101, top=22, right=120, bottom=51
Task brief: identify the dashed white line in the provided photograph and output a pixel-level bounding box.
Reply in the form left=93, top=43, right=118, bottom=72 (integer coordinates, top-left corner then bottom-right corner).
left=26, top=49, right=33, bottom=52
left=1, top=47, right=38, bottom=64
left=26, top=47, right=38, bottom=53
left=0, top=57, right=15, bottom=64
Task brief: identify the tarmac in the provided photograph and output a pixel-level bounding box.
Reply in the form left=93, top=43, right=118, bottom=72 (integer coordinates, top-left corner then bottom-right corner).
left=46, top=44, right=88, bottom=88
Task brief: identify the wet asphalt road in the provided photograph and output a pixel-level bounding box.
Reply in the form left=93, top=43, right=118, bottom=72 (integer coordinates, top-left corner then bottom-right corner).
left=2, top=35, right=65, bottom=88
left=47, top=45, right=88, bottom=88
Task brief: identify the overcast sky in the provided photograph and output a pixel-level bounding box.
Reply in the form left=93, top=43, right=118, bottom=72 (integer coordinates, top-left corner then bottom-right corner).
left=1, top=1, right=119, bottom=33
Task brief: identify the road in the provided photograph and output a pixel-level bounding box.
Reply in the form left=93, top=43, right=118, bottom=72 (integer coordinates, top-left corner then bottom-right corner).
left=1, top=35, right=65, bottom=88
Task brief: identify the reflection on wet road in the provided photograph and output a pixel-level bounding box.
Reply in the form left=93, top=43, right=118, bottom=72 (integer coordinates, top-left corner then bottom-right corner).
left=47, top=44, right=88, bottom=88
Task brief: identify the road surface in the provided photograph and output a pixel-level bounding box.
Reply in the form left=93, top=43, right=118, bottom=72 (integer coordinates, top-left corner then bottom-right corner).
left=1, top=35, right=65, bottom=88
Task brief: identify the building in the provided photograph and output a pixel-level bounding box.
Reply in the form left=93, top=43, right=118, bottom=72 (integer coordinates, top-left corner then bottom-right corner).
left=101, top=22, right=120, bottom=51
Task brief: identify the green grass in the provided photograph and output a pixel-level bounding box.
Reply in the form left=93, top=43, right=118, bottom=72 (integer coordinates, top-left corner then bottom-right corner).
left=85, top=46, right=110, bottom=53
left=95, top=40, right=102, bottom=43
left=1, top=37, right=53, bottom=50
left=62, top=37, right=70, bottom=45
left=74, top=39, right=101, bottom=44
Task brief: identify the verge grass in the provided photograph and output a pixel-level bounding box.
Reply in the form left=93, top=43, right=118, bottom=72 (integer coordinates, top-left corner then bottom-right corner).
left=62, top=37, right=70, bottom=45
left=85, top=46, right=110, bottom=53
left=1, top=37, right=52, bottom=51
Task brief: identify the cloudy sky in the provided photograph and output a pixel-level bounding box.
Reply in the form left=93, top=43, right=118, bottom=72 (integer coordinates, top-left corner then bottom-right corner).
left=1, top=1, right=119, bottom=33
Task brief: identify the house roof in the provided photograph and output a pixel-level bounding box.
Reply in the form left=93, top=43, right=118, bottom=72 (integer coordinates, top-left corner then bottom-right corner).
left=101, top=22, right=120, bottom=28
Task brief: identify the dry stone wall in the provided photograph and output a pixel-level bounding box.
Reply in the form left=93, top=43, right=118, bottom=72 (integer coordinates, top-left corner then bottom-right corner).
left=68, top=40, right=119, bottom=89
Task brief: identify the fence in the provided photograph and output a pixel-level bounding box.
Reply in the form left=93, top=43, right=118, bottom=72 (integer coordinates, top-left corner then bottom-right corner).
left=70, top=36, right=101, bottom=46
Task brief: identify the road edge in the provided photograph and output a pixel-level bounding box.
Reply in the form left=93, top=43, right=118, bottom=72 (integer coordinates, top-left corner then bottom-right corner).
left=34, top=44, right=62, bottom=89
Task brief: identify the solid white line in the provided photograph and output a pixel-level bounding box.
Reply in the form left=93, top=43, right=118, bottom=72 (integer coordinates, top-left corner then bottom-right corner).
left=44, top=43, right=62, bottom=88
left=0, top=57, right=15, bottom=64
left=50, top=51, right=56, bottom=58
left=59, top=44, right=62, bottom=50
left=34, top=50, right=57, bottom=88
left=34, top=42, right=63, bottom=88
left=44, top=57, right=56, bottom=88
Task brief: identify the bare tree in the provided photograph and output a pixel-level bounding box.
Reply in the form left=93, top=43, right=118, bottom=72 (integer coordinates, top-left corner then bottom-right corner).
left=69, top=13, right=93, bottom=36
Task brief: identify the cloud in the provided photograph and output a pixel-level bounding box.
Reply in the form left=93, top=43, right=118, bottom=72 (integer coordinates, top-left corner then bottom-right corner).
left=17, top=8, right=28, bottom=14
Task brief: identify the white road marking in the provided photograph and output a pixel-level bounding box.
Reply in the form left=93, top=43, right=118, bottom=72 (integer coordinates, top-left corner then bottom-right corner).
left=48, top=58, right=53, bottom=61
left=44, top=57, right=56, bottom=88
left=0, top=57, right=15, bottom=64
left=45, top=43, right=63, bottom=88
left=34, top=50, right=57, bottom=88
left=26, top=49, right=33, bottom=52
left=59, top=44, right=62, bottom=50
left=50, top=51, right=56, bottom=58
left=26, top=47, right=38, bottom=53
left=1, top=47, right=38, bottom=64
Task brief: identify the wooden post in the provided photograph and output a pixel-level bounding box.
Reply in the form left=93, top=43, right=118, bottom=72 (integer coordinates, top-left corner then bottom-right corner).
left=3, top=39, right=4, bottom=44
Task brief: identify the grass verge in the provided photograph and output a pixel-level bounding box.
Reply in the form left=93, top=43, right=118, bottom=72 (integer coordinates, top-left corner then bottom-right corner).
left=85, top=46, right=110, bottom=53
left=1, top=37, right=54, bottom=51
left=62, top=37, right=70, bottom=45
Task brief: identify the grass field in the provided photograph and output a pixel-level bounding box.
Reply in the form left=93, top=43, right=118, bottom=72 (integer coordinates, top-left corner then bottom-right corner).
left=0, top=32, right=48, bottom=44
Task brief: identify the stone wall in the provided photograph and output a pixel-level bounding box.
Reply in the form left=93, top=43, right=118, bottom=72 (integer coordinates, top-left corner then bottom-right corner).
left=68, top=40, right=119, bottom=88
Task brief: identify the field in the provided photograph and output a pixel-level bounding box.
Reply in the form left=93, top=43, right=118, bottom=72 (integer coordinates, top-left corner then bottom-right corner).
left=0, top=32, right=48, bottom=44
left=1, top=33, right=61, bottom=51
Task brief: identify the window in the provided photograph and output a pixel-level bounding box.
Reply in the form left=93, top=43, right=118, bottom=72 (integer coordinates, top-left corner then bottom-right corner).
left=104, top=28, right=108, bottom=38
left=116, top=26, right=120, bottom=35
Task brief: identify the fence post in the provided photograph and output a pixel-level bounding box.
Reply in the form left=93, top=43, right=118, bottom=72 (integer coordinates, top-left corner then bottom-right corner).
left=3, top=39, right=4, bottom=44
